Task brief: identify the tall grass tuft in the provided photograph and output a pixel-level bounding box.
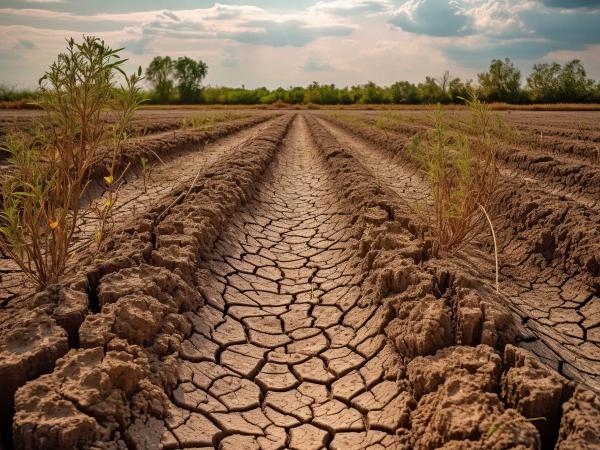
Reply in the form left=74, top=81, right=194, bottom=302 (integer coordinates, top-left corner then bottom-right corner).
left=408, top=94, right=499, bottom=258
left=0, top=36, right=143, bottom=288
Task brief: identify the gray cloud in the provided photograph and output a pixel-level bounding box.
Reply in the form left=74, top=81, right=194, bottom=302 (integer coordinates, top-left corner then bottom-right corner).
left=389, top=0, right=474, bottom=37
left=121, top=35, right=151, bottom=54
left=387, top=1, right=600, bottom=67
left=222, top=48, right=239, bottom=68
left=14, top=39, right=36, bottom=50
left=444, top=40, right=561, bottom=68
left=230, top=20, right=353, bottom=47
left=310, top=0, right=391, bottom=17
left=160, top=11, right=180, bottom=21
left=542, top=0, right=600, bottom=8
left=519, top=8, right=600, bottom=47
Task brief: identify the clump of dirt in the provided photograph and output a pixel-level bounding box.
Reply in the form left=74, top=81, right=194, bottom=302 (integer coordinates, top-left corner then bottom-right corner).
left=452, top=287, right=521, bottom=349
left=503, top=345, right=574, bottom=447
left=13, top=339, right=168, bottom=450
left=402, top=346, right=540, bottom=449
left=387, top=296, right=453, bottom=359
left=407, top=345, right=501, bottom=398
left=556, top=386, right=600, bottom=449
left=0, top=308, right=68, bottom=437
left=79, top=264, right=200, bottom=354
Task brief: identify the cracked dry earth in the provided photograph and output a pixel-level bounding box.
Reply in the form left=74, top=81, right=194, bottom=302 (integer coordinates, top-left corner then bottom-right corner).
left=3, top=111, right=600, bottom=450
left=0, top=113, right=273, bottom=304
left=164, top=117, right=399, bottom=449
left=315, top=112, right=600, bottom=394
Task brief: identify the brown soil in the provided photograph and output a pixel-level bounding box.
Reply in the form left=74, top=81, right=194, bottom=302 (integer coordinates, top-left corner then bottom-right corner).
left=0, top=112, right=276, bottom=305
left=318, top=112, right=600, bottom=393
left=0, top=110, right=599, bottom=450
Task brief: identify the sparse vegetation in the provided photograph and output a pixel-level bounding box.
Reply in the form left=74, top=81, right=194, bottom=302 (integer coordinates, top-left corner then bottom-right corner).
left=0, top=36, right=142, bottom=287
left=181, top=112, right=241, bottom=131
left=407, top=94, right=498, bottom=256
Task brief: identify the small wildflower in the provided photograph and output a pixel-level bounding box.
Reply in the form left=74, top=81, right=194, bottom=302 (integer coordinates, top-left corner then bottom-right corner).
left=48, top=219, right=58, bottom=230
left=104, top=175, right=113, bottom=186
left=104, top=198, right=113, bottom=209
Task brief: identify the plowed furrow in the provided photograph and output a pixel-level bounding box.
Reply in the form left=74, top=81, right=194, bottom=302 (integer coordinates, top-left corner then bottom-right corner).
left=160, top=115, right=402, bottom=449
left=329, top=113, right=600, bottom=211
left=0, top=116, right=277, bottom=305
left=315, top=116, right=600, bottom=393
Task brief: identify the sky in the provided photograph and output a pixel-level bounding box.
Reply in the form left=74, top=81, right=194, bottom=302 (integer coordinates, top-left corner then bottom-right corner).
left=1, top=0, right=600, bottom=89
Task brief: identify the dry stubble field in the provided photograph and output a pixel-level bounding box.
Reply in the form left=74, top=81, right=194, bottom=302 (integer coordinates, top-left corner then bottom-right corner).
left=0, top=108, right=599, bottom=450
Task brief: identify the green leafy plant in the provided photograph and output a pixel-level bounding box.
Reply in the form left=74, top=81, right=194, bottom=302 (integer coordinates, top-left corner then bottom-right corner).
left=0, top=36, right=143, bottom=288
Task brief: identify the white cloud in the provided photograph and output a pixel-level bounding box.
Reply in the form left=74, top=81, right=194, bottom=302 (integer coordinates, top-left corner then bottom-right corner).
left=309, top=0, right=392, bottom=16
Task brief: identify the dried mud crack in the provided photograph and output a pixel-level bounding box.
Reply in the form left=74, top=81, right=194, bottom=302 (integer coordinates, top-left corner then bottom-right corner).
left=2, top=113, right=600, bottom=450
left=164, top=115, right=404, bottom=449
left=316, top=113, right=600, bottom=395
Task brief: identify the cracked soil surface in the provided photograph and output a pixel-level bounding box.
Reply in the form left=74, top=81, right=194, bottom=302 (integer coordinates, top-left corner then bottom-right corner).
left=163, top=116, right=401, bottom=449
left=0, top=110, right=599, bottom=450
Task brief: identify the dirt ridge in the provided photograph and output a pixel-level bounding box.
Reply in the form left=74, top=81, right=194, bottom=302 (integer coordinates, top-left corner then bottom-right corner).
left=3, top=114, right=294, bottom=449
left=306, top=114, right=600, bottom=449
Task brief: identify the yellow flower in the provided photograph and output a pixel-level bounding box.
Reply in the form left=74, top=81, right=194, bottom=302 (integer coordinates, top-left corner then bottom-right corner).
left=104, top=175, right=113, bottom=186
left=104, top=198, right=113, bottom=209
left=48, top=220, right=58, bottom=230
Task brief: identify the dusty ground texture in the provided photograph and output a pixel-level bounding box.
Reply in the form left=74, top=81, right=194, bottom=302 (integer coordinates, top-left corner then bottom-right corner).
left=318, top=110, right=600, bottom=393
left=0, top=109, right=599, bottom=449
left=0, top=111, right=276, bottom=304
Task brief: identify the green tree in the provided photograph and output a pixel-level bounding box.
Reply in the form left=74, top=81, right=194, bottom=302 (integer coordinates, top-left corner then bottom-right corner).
left=389, top=81, right=419, bottom=103
left=285, top=86, right=305, bottom=104
left=557, top=59, right=595, bottom=102
left=338, top=88, right=353, bottom=105
left=526, top=62, right=562, bottom=102
left=417, top=76, right=444, bottom=103
left=145, top=56, right=174, bottom=103
left=448, top=77, right=472, bottom=102
left=359, top=81, right=387, bottom=104
left=527, top=60, right=594, bottom=102
left=478, top=58, right=522, bottom=102
left=174, top=57, right=208, bottom=103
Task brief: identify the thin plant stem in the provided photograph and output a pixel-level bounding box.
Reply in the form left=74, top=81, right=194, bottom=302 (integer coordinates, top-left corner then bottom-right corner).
left=478, top=202, right=499, bottom=293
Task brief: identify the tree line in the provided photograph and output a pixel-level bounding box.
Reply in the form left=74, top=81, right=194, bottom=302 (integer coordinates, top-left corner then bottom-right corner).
left=145, top=56, right=600, bottom=105
left=2, top=56, right=599, bottom=106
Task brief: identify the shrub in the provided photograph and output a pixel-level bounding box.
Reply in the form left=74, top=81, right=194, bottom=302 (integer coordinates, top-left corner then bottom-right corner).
left=407, top=95, right=498, bottom=257
left=0, top=36, right=142, bottom=288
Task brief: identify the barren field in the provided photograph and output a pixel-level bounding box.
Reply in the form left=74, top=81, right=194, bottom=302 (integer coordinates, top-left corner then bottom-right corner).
left=1, top=108, right=599, bottom=450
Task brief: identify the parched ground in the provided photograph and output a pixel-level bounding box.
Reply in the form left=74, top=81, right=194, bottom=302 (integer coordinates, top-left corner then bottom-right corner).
left=0, top=109, right=599, bottom=450
left=316, top=110, right=600, bottom=392
left=162, top=116, right=402, bottom=448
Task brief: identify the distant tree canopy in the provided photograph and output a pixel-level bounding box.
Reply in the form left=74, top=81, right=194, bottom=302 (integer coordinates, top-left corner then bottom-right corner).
left=141, top=57, right=600, bottom=105
left=145, top=56, right=174, bottom=103
left=145, top=56, right=207, bottom=104
left=174, top=57, right=208, bottom=103
left=478, top=58, right=523, bottom=103
left=527, top=59, right=595, bottom=103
